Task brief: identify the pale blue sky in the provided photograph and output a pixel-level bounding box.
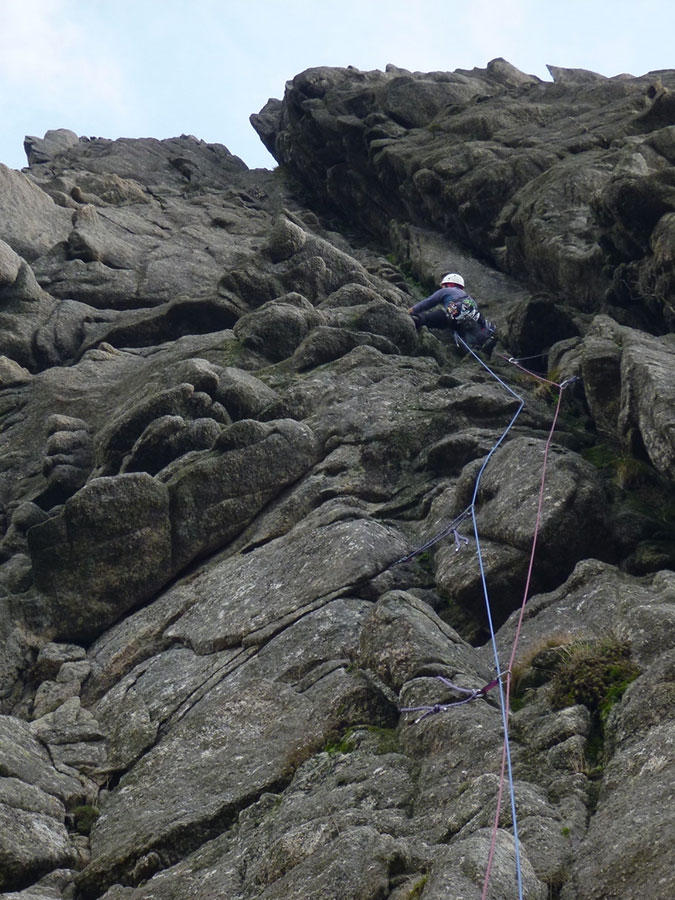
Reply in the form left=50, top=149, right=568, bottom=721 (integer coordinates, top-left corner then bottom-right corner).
left=1, top=0, right=673, bottom=171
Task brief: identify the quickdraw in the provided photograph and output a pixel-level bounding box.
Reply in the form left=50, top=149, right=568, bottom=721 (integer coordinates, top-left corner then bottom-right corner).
left=401, top=673, right=510, bottom=723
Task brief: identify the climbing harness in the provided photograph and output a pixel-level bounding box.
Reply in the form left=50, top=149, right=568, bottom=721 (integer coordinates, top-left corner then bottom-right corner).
left=397, top=337, right=580, bottom=900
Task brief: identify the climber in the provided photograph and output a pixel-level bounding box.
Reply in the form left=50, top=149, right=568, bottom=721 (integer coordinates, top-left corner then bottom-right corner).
left=408, top=273, right=496, bottom=356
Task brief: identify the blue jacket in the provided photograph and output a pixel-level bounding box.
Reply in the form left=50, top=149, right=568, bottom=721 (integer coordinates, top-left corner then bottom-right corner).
left=410, top=286, right=466, bottom=314
left=410, top=287, right=482, bottom=325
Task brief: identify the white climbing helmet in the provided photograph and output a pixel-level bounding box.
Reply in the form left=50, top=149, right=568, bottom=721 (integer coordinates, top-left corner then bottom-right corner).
left=440, top=272, right=464, bottom=288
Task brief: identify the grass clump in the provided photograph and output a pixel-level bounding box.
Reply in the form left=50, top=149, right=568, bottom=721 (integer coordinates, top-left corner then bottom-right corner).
left=582, top=441, right=655, bottom=489
left=70, top=804, right=100, bottom=836
left=407, top=874, right=429, bottom=898
left=548, top=637, right=640, bottom=721
left=511, top=635, right=641, bottom=771
left=324, top=725, right=400, bottom=756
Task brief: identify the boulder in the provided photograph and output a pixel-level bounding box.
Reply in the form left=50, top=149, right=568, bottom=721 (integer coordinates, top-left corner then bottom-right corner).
left=618, top=328, right=675, bottom=479
left=233, top=293, right=324, bottom=361
left=24, top=129, right=80, bottom=165
left=27, top=473, right=173, bottom=643
left=0, top=165, right=71, bottom=261
left=35, top=415, right=94, bottom=508
left=163, top=417, right=320, bottom=571
left=0, top=714, right=85, bottom=891
left=432, top=434, right=613, bottom=633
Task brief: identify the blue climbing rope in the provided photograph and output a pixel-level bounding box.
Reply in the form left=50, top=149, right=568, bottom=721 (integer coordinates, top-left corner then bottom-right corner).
left=459, top=337, right=525, bottom=900
left=391, top=507, right=473, bottom=566
left=399, top=336, right=527, bottom=900
left=397, top=332, right=583, bottom=900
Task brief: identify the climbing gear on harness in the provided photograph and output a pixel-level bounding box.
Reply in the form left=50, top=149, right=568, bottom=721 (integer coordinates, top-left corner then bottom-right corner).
left=447, top=297, right=480, bottom=325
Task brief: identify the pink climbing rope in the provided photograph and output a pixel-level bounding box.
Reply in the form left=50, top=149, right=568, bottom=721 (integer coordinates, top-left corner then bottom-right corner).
left=396, top=342, right=578, bottom=900
left=481, top=367, right=572, bottom=900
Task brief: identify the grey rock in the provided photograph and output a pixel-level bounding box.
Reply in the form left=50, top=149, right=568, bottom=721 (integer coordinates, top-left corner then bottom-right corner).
left=27, top=473, right=173, bottom=642
left=619, top=328, right=675, bottom=478
left=32, top=643, right=87, bottom=683
left=165, top=503, right=407, bottom=653
left=0, top=65, right=672, bottom=898
left=359, top=590, right=482, bottom=691
left=24, top=129, right=80, bottom=165
left=0, top=165, right=71, bottom=261
left=0, top=713, right=87, bottom=804
left=506, top=295, right=580, bottom=358
left=36, top=415, right=94, bottom=508
left=435, top=436, right=612, bottom=633
left=214, top=366, right=279, bottom=420
left=0, top=787, right=73, bottom=893
left=290, top=324, right=399, bottom=371
left=163, top=416, right=319, bottom=571
left=560, top=650, right=675, bottom=899
left=0, top=502, right=49, bottom=556
left=0, top=354, right=32, bottom=388
left=77, top=598, right=396, bottom=897
left=492, top=560, right=675, bottom=673
left=256, top=62, right=675, bottom=332
left=233, top=293, right=324, bottom=361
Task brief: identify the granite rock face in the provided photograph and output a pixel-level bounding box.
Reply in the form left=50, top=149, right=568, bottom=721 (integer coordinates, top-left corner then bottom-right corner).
left=253, top=60, right=675, bottom=334
left=0, top=60, right=674, bottom=900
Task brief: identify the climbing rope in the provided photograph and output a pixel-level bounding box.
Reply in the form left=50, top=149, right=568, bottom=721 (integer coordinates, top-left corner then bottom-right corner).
left=395, top=336, right=526, bottom=898
left=391, top=507, right=473, bottom=567
left=461, top=338, right=526, bottom=900
left=479, top=356, right=577, bottom=900
left=398, top=338, right=579, bottom=900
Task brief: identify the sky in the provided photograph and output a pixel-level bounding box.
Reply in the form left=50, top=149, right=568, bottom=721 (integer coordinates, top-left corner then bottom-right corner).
left=1, top=0, right=674, bottom=172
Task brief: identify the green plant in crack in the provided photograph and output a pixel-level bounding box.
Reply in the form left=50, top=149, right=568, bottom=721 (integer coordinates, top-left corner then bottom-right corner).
left=512, top=636, right=640, bottom=776
left=324, top=725, right=400, bottom=756
left=549, top=637, right=640, bottom=717
left=407, top=874, right=429, bottom=899
left=582, top=440, right=655, bottom=490
left=70, top=804, right=100, bottom=836
left=549, top=636, right=640, bottom=773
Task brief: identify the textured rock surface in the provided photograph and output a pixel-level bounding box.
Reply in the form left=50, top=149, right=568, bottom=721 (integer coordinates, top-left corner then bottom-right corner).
left=0, top=59, right=674, bottom=900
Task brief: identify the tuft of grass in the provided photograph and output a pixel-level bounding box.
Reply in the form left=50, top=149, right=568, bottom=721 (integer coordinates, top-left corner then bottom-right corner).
left=71, top=804, right=100, bottom=836
left=548, top=637, right=640, bottom=718
left=511, top=635, right=640, bottom=774
left=407, top=874, right=429, bottom=899
left=324, top=725, right=400, bottom=756
left=511, top=634, right=578, bottom=700
left=582, top=441, right=655, bottom=489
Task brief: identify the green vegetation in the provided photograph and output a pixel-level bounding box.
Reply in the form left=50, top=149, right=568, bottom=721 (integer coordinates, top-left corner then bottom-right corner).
left=71, top=804, right=100, bottom=836
left=582, top=441, right=654, bottom=489
left=407, top=874, right=429, bottom=898
left=324, top=733, right=356, bottom=755
left=548, top=637, right=640, bottom=721
left=324, top=725, right=400, bottom=756
left=384, top=253, right=426, bottom=294
left=512, top=635, right=640, bottom=773
left=511, top=634, right=578, bottom=699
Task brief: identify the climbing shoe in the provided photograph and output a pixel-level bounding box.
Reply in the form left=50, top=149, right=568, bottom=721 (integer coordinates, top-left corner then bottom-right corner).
left=481, top=336, right=496, bottom=359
